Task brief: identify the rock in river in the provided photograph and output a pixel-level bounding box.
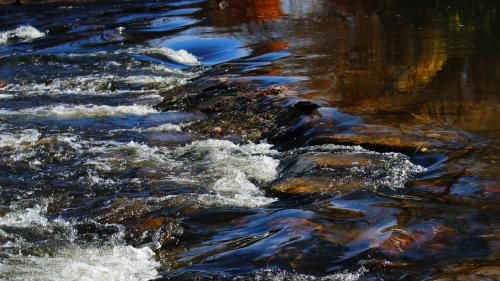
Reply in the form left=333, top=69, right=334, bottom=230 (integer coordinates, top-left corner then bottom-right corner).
left=271, top=144, right=425, bottom=194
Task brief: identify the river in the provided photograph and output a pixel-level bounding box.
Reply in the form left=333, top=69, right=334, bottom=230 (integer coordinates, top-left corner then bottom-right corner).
left=0, top=0, right=498, bottom=280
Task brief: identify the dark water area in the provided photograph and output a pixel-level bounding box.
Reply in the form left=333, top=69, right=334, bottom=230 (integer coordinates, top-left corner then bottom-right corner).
left=0, top=0, right=498, bottom=280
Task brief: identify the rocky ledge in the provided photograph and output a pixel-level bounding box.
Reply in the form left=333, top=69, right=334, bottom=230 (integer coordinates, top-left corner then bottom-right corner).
left=156, top=76, right=470, bottom=156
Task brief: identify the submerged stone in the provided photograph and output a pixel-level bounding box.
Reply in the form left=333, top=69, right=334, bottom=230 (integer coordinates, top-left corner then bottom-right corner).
left=374, top=221, right=456, bottom=259
left=305, top=124, right=469, bottom=155
left=272, top=145, right=425, bottom=195
left=99, top=198, right=150, bottom=225
left=129, top=216, right=184, bottom=248
left=304, top=153, right=372, bottom=168
left=130, top=217, right=167, bottom=231
left=271, top=176, right=361, bottom=194
left=156, top=78, right=287, bottom=142
left=431, top=263, right=500, bottom=281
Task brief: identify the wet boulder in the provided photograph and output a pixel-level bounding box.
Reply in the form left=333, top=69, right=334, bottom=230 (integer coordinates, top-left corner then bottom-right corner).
left=370, top=220, right=482, bottom=263
left=270, top=107, right=361, bottom=150
left=271, top=176, right=360, bottom=194
left=99, top=198, right=151, bottom=225
left=270, top=104, right=470, bottom=157
left=97, top=197, right=188, bottom=248
left=303, top=153, right=372, bottom=168
left=306, top=123, right=469, bottom=156
left=156, top=78, right=288, bottom=142
left=271, top=144, right=425, bottom=195
left=129, top=216, right=184, bottom=248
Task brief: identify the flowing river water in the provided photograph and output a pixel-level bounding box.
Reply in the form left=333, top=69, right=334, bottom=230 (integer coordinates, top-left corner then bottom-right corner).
left=0, top=1, right=498, bottom=280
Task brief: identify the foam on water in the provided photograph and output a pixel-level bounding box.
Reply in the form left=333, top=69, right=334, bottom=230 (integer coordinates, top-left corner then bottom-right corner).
left=243, top=267, right=368, bottom=281
left=146, top=63, right=197, bottom=76
left=285, top=144, right=425, bottom=189
left=178, top=140, right=279, bottom=207
left=0, top=202, right=75, bottom=253
left=85, top=140, right=171, bottom=172
left=0, top=104, right=159, bottom=118
left=0, top=129, right=41, bottom=149
left=0, top=25, right=45, bottom=44
left=131, top=47, right=200, bottom=65
left=124, top=75, right=186, bottom=86
left=83, top=139, right=278, bottom=207
left=64, top=48, right=199, bottom=68
left=0, top=131, right=83, bottom=168
left=196, top=191, right=276, bottom=208
left=0, top=204, right=50, bottom=228
left=109, top=123, right=183, bottom=134
left=0, top=245, right=159, bottom=281
left=1, top=74, right=188, bottom=97
left=181, top=140, right=279, bottom=182
left=143, top=123, right=183, bottom=132
left=0, top=203, right=158, bottom=281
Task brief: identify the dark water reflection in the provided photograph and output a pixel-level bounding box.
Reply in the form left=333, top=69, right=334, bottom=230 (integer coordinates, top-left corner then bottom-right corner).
left=0, top=0, right=499, bottom=280
left=209, top=0, right=500, bottom=134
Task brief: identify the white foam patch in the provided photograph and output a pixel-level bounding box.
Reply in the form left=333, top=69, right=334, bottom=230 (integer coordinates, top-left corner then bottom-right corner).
left=376, top=153, right=425, bottom=188
left=84, top=170, right=118, bottom=186
left=196, top=191, right=275, bottom=208
left=38, top=76, right=118, bottom=94
left=132, top=47, right=200, bottom=65
left=1, top=135, right=277, bottom=208
left=0, top=245, right=159, bottom=281
left=85, top=140, right=171, bottom=172
left=146, top=63, right=197, bottom=76
left=178, top=140, right=279, bottom=207
left=0, top=204, right=49, bottom=228
left=0, top=203, right=158, bottom=281
left=0, top=104, right=159, bottom=118
left=246, top=267, right=368, bottom=281
left=110, top=123, right=182, bottom=134
left=0, top=129, right=41, bottom=149
left=59, top=56, right=197, bottom=76
left=0, top=131, right=84, bottom=167
left=181, top=140, right=279, bottom=182
left=2, top=74, right=187, bottom=97
left=125, top=75, right=174, bottom=84
left=287, top=144, right=426, bottom=189
left=83, top=139, right=278, bottom=207
left=144, top=123, right=182, bottom=132
left=0, top=25, right=45, bottom=44
left=0, top=202, right=75, bottom=250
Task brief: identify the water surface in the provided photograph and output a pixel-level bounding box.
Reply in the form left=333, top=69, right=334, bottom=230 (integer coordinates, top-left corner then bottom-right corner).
left=0, top=0, right=498, bottom=280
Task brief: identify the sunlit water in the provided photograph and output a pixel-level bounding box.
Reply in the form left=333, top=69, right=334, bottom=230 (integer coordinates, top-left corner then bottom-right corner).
left=0, top=1, right=498, bottom=280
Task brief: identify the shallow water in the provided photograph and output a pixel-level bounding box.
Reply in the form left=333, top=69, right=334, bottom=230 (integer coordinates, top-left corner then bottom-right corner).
left=0, top=0, right=498, bottom=280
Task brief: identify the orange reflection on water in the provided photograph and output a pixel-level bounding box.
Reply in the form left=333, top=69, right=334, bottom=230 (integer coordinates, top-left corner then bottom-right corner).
left=211, top=0, right=282, bottom=25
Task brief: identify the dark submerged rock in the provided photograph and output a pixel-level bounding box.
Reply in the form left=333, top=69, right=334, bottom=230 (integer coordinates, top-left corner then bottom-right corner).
left=156, top=78, right=289, bottom=143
